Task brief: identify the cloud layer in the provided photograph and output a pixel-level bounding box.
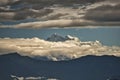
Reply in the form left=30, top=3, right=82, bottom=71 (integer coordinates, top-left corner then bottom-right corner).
left=0, top=0, right=120, bottom=28
left=13, top=19, right=91, bottom=29
left=0, top=36, right=120, bottom=61
left=84, top=4, right=120, bottom=22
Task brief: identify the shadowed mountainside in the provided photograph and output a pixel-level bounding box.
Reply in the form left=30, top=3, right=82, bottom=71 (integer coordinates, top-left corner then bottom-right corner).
left=0, top=53, right=120, bottom=80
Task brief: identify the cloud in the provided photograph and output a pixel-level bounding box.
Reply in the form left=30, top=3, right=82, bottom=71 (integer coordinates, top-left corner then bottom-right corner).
left=1, top=19, right=119, bottom=29
left=0, top=0, right=104, bottom=10
left=13, top=19, right=90, bottom=28
left=84, top=4, right=120, bottom=22
left=11, top=75, right=59, bottom=80
left=42, top=13, right=69, bottom=20
left=0, top=0, right=104, bottom=21
left=0, top=8, right=53, bottom=21
left=0, top=0, right=9, bottom=5
left=0, top=36, right=120, bottom=61
left=16, top=0, right=105, bottom=6
left=0, top=0, right=18, bottom=6
left=0, top=0, right=120, bottom=28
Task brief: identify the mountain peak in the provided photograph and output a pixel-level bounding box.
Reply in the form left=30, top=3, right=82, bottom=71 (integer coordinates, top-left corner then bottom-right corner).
left=46, top=33, right=79, bottom=42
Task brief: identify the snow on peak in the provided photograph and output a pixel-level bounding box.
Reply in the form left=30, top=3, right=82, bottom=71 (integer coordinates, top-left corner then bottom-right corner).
left=46, top=33, right=79, bottom=42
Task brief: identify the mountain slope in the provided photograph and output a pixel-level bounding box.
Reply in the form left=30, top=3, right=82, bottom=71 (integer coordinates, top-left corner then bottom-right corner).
left=0, top=53, right=120, bottom=80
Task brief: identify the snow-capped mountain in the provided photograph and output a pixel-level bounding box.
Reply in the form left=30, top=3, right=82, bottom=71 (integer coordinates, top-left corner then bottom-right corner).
left=46, top=33, right=66, bottom=42
left=46, top=33, right=79, bottom=42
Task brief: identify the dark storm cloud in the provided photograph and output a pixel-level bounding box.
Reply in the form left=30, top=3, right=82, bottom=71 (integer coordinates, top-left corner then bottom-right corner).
left=13, top=8, right=53, bottom=20
left=0, top=8, right=53, bottom=21
left=0, top=0, right=20, bottom=6
left=0, top=0, right=105, bottom=21
left=0, top=0, right=120, bottom=28
left=20, top=0, right=105, bottom=6
left=0, top=0, right=105, bottom=7
left=84, top=4, right=120, bottom=22
left=43, top=13, right=69, bottom=20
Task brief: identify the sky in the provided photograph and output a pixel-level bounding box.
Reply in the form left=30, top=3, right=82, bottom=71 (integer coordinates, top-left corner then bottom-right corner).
left=0, top=1, right=120, bottom=80
left=0, top=0, right=120, bottom=61
left=0, top=27, right=120, bottom=61
left=0, top=0, right=120, bottom=28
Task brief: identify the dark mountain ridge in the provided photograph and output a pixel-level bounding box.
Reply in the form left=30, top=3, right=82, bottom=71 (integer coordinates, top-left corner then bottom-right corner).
left=0, top=53, right=120, bottom=80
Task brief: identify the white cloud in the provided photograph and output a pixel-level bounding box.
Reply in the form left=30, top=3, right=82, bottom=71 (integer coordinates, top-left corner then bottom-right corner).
left=12, top=19, right=89, bottom=29
left=11, top=75, right=59, bottom=80
left=85, top=0, right=120, bottom=10
left=1, top=19, right=120, bottom=29
left=0, top=36, right=120, bottom=61
left=0, top=12, right=16, bottom=21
